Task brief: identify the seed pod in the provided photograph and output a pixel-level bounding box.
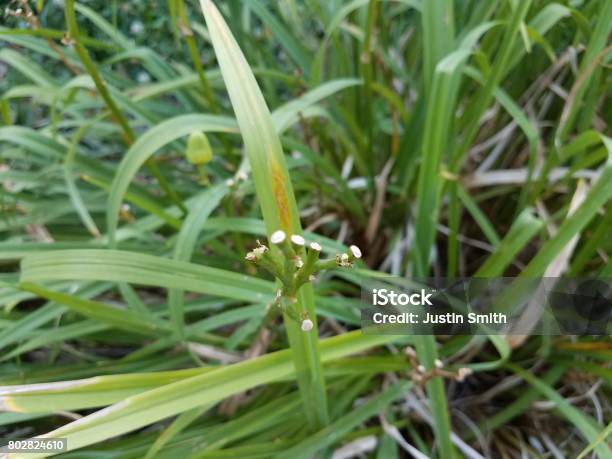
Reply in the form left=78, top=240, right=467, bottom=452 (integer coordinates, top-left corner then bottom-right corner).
left=185, top=131, right=213, bottom=165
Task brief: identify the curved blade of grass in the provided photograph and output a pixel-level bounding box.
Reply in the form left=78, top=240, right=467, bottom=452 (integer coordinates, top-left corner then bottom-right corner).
left=200, top=0, right=328, bottom=428
left=18, top=282, right=170, bottom=336
left=577, top=421, right=612, bottom=459
left=475, top=208, right=543, bottom=277
left=0, top=26, right=114, bottom=51
left=0, top=281, right=110, bottom=350
left=106, top=114, right=238, bottom=246
left=457, top=186, right=500, bottom=247
left=73, top=2, right=132, bottom=49
left=0, top=356, right=405, bottom=414
left=271, top=78, right=361, bottom=133
left=0, top=367, right=211, bottom=413
left=169, top=184, right=229, bottom=338
left=0, top=48, right=57, bottom=87
left=20, top=249, right=274, bottom=303
left=1, top=320, right=109, bottom=363
left=6, top=331, right=396, bottom=457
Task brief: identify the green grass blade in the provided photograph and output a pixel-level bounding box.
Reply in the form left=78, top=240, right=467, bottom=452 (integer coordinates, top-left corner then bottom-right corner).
left=521, top=141, right=612, bottom=277
left=18, top=282, right=170, bottom=336
left=6, top=331, right=395, bottom=457
left=144, top=405, right=212, bottom=459
left=556, top=0, right=612, bottom=142
left=106, top=114, right=237, bottom=245
left=199, top=0, right=328, bottom=429
left=249, top=0, right=312, bottom=76
left=20, top=249, right=274, bottom=302
left=457, top=186, right=501, bottom=247
left=452, top=0, right=532, bottom=169
left=273, top=381, right=412, bottom=459
left=508, top=363, right=612, bottom=458
left=475, top=208, right=543, bottom=277
left=169, top=184, right=229, bottom=337
left=421, top=0, right=454, bottom=95
left=577, top=421, right=612, bottom=459
left=271, top=78, right=361, bottom=133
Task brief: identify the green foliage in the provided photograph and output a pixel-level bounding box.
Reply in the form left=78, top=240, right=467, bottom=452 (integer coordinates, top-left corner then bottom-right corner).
left=1, top=0, right=610, bottom=458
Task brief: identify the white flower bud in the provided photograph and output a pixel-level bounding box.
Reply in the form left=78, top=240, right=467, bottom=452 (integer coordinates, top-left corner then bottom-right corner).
left=434, top=359, right=444, bottom=369
left=349, top=245, right=362, bottom=259
left=301, top=319, right=314, bottom=331
left=290, top=234, right=305, bottom=246
left=417, top=365, right=426, bottom=373
left=294, top=257, right=304, bottom=268
left=225, top=178, right=235, bottom=187
left=309, top=242, right=322, bottom=252
left=270, top=230, right=286, bottom=244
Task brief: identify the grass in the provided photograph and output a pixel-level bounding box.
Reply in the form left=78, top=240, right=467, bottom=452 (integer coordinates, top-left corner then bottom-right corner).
left=1, top=0, right=611, bottom=458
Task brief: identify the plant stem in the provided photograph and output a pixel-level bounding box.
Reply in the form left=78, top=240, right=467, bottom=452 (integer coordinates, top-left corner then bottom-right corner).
left=64, top=0, right=187, bottom=214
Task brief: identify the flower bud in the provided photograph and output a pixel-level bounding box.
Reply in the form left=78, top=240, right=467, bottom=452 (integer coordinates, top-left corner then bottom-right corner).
left=349, top=245, right=362, bottom=259
left=291, top=235, right=305, bottom=247
left=186, top=131, right=213, bottom=165
left=301, top=319, right=314, bottom=331
left=270, top=230, right=286, bottom=245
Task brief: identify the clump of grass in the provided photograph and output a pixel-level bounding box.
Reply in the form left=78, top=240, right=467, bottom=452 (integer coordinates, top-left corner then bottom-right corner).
left=0, top=0, right=611, bottom=458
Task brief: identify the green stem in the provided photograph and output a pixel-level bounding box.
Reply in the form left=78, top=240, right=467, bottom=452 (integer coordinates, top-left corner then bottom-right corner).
left=64, top=0, right=187, bottom=214
left=361, top=0, right=378, bottom=181
left=177, top=0, right=219, bottom=112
